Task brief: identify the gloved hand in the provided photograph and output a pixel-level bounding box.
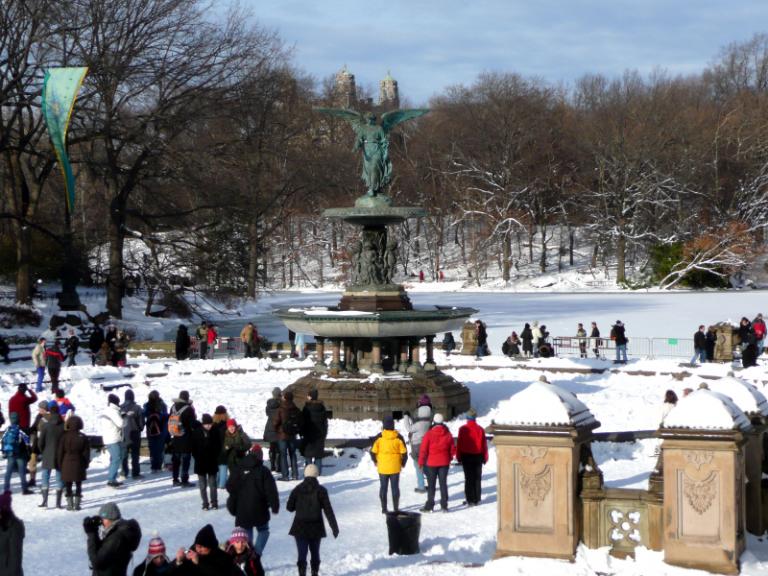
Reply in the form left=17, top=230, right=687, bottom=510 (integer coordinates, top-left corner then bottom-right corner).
left=83, top=516, right=101, bottom=534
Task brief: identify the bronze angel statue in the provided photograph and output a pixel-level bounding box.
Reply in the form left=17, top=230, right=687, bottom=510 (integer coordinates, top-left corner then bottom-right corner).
left=316, top=108, right=429, bottom=196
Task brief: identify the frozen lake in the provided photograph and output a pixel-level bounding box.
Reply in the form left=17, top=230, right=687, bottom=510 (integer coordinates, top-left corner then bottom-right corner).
left=215, top=290, right=767, bottom=352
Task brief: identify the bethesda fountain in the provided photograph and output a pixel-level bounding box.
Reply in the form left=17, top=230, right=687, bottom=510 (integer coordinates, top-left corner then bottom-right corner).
left=274, top=106, right=475, bottom=420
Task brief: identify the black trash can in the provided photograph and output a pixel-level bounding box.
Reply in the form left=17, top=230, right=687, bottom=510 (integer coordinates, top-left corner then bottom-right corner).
left=386, top=511, right=421, bottom=555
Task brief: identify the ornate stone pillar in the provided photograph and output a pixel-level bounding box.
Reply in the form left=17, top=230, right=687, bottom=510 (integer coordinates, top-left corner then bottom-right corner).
left=491, top=377, right=599, bottom=560
left=424, top=335, right=436, bottom=372
left=371, top=339, right=383, bottom=373
left=314, top=337, right=326, bottom=372
left=660, top=389, right=750, bottom=575
left=398, top=339, right=409, bottom=373
left=329, top=339, right=342, bottom=376
left=407, top=338, right=422, bottom=374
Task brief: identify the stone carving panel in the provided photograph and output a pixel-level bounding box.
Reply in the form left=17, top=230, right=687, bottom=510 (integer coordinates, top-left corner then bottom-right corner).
left=519, top=446, right=548, bottom=464
left=678, top=469, right=720, bottom=541
left=514, top=463, right=554, bottom=532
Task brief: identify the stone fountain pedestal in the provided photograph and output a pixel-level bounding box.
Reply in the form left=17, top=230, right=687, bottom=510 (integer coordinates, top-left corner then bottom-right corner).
left=275, top=198, right=475, bottom=420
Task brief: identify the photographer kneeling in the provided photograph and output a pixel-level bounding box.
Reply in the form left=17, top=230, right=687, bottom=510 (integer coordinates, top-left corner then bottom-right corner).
left=84, top=502, right=142, bottom=576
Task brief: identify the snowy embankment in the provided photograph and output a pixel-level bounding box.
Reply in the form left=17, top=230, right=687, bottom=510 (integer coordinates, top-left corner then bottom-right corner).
left=4, top=348, right=768, bottom=575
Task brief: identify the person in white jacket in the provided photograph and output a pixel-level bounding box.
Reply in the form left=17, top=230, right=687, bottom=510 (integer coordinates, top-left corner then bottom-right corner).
left=402, top=394, right=434, bottom=494
left=32, top=337, right=46, bottom=392
left=101, top=394, right=124, bottom=487
left=531, top=322, right=543, bottom=358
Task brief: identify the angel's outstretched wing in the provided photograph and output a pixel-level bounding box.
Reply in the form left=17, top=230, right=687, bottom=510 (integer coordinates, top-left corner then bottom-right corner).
left=380, top=108, right=429, bottom=132
left=314, top=107, right=367, bottom=130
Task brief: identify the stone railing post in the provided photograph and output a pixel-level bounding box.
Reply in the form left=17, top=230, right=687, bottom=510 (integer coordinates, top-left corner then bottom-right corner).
left=660, top=388, right=750, bottom=575
left=491, top=376, right=599, bottom=560
left=314, top=337, right=326, bottom=372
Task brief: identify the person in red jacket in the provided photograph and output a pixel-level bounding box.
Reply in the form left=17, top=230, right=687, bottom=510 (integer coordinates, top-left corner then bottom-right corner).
left=418, top=413, right=455, bottom=513
left=207, top=324, right=218, bottom=360
left=456, top=408, right=488, bottom=507
left=8, top=383, right=38, bottom=433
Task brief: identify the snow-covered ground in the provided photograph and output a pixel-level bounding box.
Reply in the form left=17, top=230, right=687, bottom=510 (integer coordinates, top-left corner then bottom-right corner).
left=3, top=291, right=768, bottom=574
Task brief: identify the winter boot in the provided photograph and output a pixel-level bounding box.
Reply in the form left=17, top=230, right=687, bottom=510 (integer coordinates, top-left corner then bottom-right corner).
left=55, top=490, right=63, bottom=509
left=393, top=495, right=400, bottom=513
left=66, top=495, right=74, bottom=511
left=310, top=560, right=320, bottom=576
left=297, top=561, right=307, bottom=576
left=38, top=489, right=49, bottom=508
left=74, top=496, right=82, bottom=511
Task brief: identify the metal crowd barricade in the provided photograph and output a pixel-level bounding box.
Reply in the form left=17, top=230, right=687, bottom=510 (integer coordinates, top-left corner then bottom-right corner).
left=553, top=336, right=694, bottom=360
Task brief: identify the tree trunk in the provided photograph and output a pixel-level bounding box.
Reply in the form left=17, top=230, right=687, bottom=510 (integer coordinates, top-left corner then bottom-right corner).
left=569, top=228, right=574, bottom=266
left=502, top=229, right=511, bottom=282
left=528, top=223, right=535, bottom=264
left=539, top=224, right=547, bottom=273
left=247, top=218, right=259, bottom=298
left=106, top=196, right=126, bottom=318
left=616, top=233, right=626, bottom=284
left=13, top=221, right=32, bottom=305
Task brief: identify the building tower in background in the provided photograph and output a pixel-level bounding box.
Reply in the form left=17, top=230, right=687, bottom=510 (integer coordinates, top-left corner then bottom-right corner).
left=378, top=70, right=400, bottom=111
left=334, top=65, right=357, bottom=108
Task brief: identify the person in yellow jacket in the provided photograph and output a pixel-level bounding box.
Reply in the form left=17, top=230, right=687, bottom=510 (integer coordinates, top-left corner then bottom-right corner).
left=370, top=415, right=407, bottom=514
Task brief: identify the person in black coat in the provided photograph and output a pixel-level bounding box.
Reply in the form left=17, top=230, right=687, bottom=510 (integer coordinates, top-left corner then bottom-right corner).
left=57, top=415, right=90, bottom=511
left=301, top=390, right=328, bottom=475
left=287, top=464, right=339, bottom=576
left=191, top=414, right=221, bottom=510
left=226, top=446, right=279, bottom=555
left=705, top=325, right=717, bottom=362
left=84, top=502, right=142, bottom=576
left=692, top=325, right=707, bottom=364
left=173, top=524, right=241, bottom=576
left=169, top=391, right=196, bottom=487
left=65, top=330, right=79, bottom=367
left=520, top=323, right=533, bottom=357
left=38, top=405, right=65, bottom=509
left=590, top=321, right=601, bottom=358
left=175, top=325, right=191, bottom=361
left=441, top=332, right=455, bottom=356
left=611, top=320, right=628, bottom=364
left=0, top=490, right=24, bottom=576
left=89, top=326, right=105, bottom=366
left=263, top=388, right=281, bottom=473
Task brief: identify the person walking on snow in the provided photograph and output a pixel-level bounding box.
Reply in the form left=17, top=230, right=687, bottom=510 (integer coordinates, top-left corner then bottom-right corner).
left=191, top=413, right=221, bottom=511
left=370, top=415, right=407, bottom=514
left=32, top=337, right=46, bottom=392
left=65, top=329, right=79, bottom=367
left=101, top=394, right=124, bottom=488
left=37, top=404, right=65, bottom=509
left=456, top=408, right=488, bottom=506
left=1, top=413, right=32, bottom=494
left=611, top=320, right=628, bottom=364
left=56, top=415, right=89, bottom=511
left=121, top=389, right=145, bottom=480
left=691, top=325, right=707, bottom=364
left=286, top=464, right=339, bottom=576
left=402, top=394, right=433, bottom=494
left=300, top=390, right=328, bottom=475
left=8, top=384, right=37, bottom=435
left=418, top=413, right=455, bottom=513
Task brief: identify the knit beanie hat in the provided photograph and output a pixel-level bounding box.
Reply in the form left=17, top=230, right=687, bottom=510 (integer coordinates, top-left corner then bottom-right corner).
left=38, top=400, right=49, bottom=410
left=382, top=415, right=395, bottom=430
left=179, top=390, right=190, bottom=402
left=0, top=491, right=11, bottom=514
left=229, top=527, right=249, bottom=544
left=214, top=405, right=227, bottom=415
left=147, top=535, right=166, bottom=560
left=418, top=394, right=432, bottom=407
left=304, top=464, right=320, bottom=478
left=193, top=524, right=218, bottom=549
left=99, top=502, right=121, bottom=521
left=466, top=408, right=477, bottom=420
left=201, top=414, right=213, bottom=425
left=271, top=387, right=282, bottom=400
left=250, top=443, right=263, bottom=459
left=108, top=394, right=120, bottom=406
left=433, top=413, right=445, bottom=424
left=227, top=418, right=237, bottom=428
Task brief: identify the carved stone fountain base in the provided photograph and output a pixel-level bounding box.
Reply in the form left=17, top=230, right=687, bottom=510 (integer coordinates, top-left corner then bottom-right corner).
left=338, top=286, right=413, bottom=312
left=285, top=370, right=470, bottom=421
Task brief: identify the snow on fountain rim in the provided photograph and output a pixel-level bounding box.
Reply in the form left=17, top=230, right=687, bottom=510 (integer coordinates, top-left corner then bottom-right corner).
left=663, top=389, right=751, bottom=431
left=493, top=379, right=597, bottom=427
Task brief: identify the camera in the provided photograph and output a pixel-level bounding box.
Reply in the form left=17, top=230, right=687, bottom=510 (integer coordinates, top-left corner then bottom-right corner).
left=83, top=515, right=102, bottom=533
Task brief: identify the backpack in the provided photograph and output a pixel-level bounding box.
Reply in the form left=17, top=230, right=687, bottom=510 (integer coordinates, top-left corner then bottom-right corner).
left=147, top=412, right=163, bottom=437
left=168, top=405, right=189, bottom=437
left=283, top=409, right=302, bottom=436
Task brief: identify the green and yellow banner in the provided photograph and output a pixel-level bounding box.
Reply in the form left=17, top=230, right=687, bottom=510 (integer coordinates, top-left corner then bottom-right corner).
left=42, top=67, right=88, bottom=214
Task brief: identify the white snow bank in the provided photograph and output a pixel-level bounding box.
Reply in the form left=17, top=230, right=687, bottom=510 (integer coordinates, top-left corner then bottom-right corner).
left=493, top=377, right=597, bottom=428
left=694, top=374, right=768, bottom=417
left=663, top=389, right=752, bottom=431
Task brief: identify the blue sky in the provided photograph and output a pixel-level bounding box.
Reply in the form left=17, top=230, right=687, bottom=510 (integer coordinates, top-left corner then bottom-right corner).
left=246, top=0, right=768, bottom=105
